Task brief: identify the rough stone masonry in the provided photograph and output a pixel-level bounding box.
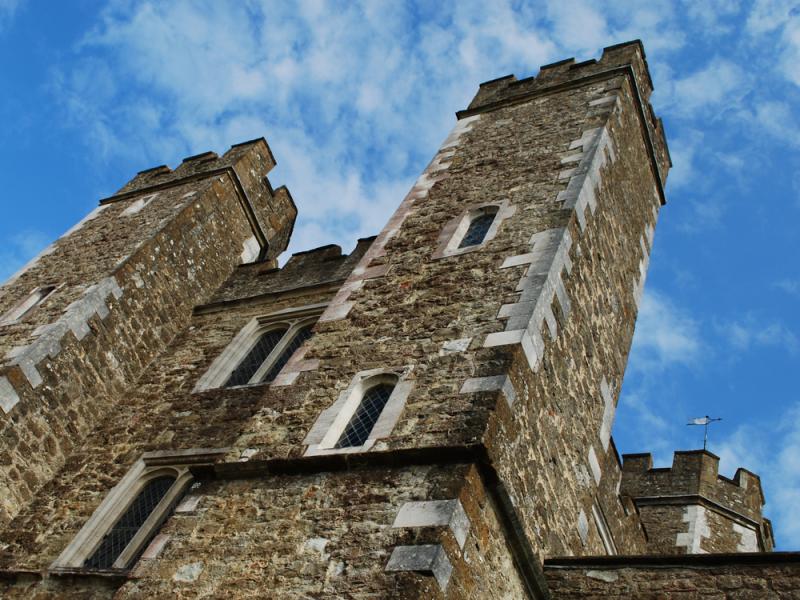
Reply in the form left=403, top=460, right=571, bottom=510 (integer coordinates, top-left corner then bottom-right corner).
left=0, top=40, right=795, bottom=599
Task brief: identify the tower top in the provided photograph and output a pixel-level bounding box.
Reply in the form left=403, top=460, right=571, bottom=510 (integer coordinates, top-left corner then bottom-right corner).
left=459, top=39, right=670, bottom=195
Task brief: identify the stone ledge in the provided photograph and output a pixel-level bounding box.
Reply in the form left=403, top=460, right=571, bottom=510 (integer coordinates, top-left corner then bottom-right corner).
left=545, top=551, right=800, bottom=569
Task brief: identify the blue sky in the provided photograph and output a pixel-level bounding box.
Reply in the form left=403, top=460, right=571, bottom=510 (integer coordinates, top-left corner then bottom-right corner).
left=1, top=1, right=798, bottom=549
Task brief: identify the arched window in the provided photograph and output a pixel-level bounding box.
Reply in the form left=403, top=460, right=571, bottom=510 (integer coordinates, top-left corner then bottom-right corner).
left=84, top=475, right=176, bottom=570
left=224, top=327, right=287, bottom=387
left=458, top=209, right=498, bottom=248
left=194, top=306, right=324, bottom=393
left=334, top=382, right=396, bottom=448
left=432, top=201, right=512, bottom=260
left=263, top=324, right=314, bottom=383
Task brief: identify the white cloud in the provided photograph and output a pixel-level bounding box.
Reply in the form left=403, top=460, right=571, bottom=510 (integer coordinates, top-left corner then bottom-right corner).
left=630, top=288, right=703, bottom=374
left=681, top=0, right=742, bottom=35
left=749, top=100, right=800, bottom=147
left=0, top=0, right=22, bottom=30
left=775, top=279, right=800, bottom=296
left=666, top=133, right=700, bottom=189
left=715, top=318, right=798, bottom=354
left=668, top=58, right=748, bottom=116
left=747, top=0, right=800, bottom=87
left=715, top=403, right=800, bottom=548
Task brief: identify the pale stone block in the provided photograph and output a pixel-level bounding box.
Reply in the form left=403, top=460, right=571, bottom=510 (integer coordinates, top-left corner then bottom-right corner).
left=578, top=510, right=589, bottom=545
left=393, top=499, right=470, bottom=549
left=386, top=544, right=452, bottom=591
left=483, top=329, right=525, bottom=347
left=0, top=377, right=20, bottom=413
left=173, top=562, right=204, bottom=583
left=500, top=253, right=536, bottom=269
left=141, top=533, right=171, bottom=559
left=440, top=338, right=471, bottom=354
left=588, top=446, right=602, bottom=485
left=175, top=495, right=202, bottom=513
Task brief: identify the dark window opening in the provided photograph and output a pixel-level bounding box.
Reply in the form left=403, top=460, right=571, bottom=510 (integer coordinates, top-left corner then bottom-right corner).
left=262, top=324, right=314, bottom=383
left=458, top=212, right=496, bottom=248
left=225, top=328, right=287, bottom=387
left=335, top=383, right=395, bottom=448
left=84, top=476, right=176, bottom=570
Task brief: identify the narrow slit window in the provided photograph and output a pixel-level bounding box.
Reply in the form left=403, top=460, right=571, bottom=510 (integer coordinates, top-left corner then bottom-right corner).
left=84, top=475, right=176, bottom=570
left=0, top=285, right=57, bottom=326
left=262, top=324, right=314, bottom=383
left=335, top=383, right=395, bottom=448
left=458, top=212, right=496, bottom=248
left=225, top=328, right=287, bottom=387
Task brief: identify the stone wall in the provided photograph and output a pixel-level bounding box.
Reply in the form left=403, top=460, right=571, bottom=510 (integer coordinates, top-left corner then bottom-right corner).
left=544, top=554, right=800, bottom=599
left=0, top=243, right=364, bottom=572
left=0, top=139, right=295, bottom=528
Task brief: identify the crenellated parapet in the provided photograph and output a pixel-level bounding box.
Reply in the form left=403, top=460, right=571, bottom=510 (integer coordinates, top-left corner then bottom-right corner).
left=621, top=450, right=774, bottom=554
left=460, top=40, right=670, bottom=192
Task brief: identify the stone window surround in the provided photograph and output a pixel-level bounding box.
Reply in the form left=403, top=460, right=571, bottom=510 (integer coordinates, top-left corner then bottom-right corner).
left=50, top=448, right=228, bottom=572
left=303, top=366, right=414, bottom=456
left=192, top=302, right=326, bottom=393
left=591, top=501, right=618, bottom=555
left=0, top=283, right=61, bottom=327
left=432, top=199, right=515, bottom=260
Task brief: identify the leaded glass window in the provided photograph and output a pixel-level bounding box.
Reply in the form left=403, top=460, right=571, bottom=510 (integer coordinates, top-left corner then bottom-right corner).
left=262, top=324, right=314, bottom=383
left=84, top=476, right=175, bottom=570
left=334, top=383, right=395, bottom=448
left=225, top=328, right=287, bottom=387
left=458, top=212, right=496, bottom=248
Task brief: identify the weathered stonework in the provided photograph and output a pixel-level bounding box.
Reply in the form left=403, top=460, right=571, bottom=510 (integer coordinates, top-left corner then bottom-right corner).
left=0, top=40, right=785, bottom=599
left=620, top=450, right=774, bottom=555
left=545, top=554, right=800, bottom=599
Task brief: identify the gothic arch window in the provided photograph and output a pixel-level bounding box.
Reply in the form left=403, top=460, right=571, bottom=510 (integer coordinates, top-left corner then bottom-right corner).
left=193, top=304, right=325, bottom=392
left=51, top=449, right=227, bottom=572
left=83, top=474, right=177, bottom=570
left=304, top=368, right=414, bottom=456
left=432, top=200, right=515, bottom=260
left=224, top=326, right=288, bottom=387
left=334, top=381, right=396, bottom=448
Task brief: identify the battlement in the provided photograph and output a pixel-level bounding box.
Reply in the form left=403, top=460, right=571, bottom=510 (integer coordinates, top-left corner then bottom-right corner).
left=461, top=40, right=670, bottom=187
left=203, top=237, right=376, bottom=308
left=113, top=138, right=277, bottom=199
left=621, top=450, right=765, bottom=522
left=466, top=40, right=652, bottom=110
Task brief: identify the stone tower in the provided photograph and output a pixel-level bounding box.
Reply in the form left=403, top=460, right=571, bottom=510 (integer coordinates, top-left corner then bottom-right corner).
left=1, top=41, right=794, bottom=599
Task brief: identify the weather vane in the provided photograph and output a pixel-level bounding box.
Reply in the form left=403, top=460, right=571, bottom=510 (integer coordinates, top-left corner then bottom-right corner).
left=687, top=416, right=722, bottom=451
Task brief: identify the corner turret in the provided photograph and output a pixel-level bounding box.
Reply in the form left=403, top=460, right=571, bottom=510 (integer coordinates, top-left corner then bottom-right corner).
left=620, top=450, right=774, bottom=554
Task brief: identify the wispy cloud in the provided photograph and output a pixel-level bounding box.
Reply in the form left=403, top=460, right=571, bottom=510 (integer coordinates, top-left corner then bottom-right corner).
left=0, top=0, right=23, bottom=31
left=715, top=402, right=800, bottom=548
left=775, top=279, right=800, bottom=296
left=0, top=230, right=49, bottom=284
left=629, top=288, right=703, bottom=374
left=48, top=0, right=690, bottom=257
left=715, top=317, right=799, bottom=354
left=663, top=57, right=748, bottom=117
left=746, top=0, right=800, bottom=87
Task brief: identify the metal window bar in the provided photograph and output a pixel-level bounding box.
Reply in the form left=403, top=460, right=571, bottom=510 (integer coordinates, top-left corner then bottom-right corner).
left=261, top=325, right=314, bottom=383
left=334, top=383, right=395, bottom=448
left=225, top=328, right=287, bottom=387
left=84, top=476, right=176, bottom=570
left=458, top=212, right=496, bottom=248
